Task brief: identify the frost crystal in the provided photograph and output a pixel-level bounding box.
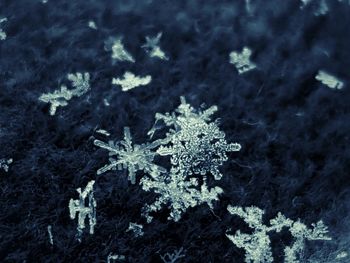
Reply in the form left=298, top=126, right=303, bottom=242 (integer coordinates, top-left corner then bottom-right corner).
left=160, top=247, right=185, bottom=263
left=0, top=18, right=7, bottom=40
left=69, top=180, right=97, bottom=241
left=126, top=222, right=144, bottom=237
left=315, top=70, right=344, bottom=90
left=142, top=32, right=169, bottom=60
left=94, top=127, right=161, bottom=184
left=141, top=168, right=223, bottom=222
left=226, top=205, right=331, bottom=263
left=0, top=158, right=12, bottom=172
left=106, top=37, right=135, bottom=63
left=229, top=47, right=256, bottom=74
left=94, top=97, right=240, bottom=221
left=39, top=72, right=90, bottom=115
left=112, top=71, right=152, bottom=91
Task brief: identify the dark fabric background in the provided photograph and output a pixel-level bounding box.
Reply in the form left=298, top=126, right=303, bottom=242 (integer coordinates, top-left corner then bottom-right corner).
left=0, top=0, right=349, bottom=262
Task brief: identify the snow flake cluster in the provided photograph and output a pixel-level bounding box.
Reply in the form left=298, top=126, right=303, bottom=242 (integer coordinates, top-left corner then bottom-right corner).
left=94, top=97, right=241, bottom=221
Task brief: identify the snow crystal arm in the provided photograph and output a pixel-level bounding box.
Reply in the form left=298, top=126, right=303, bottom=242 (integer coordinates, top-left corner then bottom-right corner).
left=94, top=139, right=120, bottom=155
left=67, top=72, right=90, bottom=96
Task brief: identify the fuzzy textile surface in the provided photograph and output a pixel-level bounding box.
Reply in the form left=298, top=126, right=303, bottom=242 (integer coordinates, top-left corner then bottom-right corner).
left=0, top=0, right=350, bottom=262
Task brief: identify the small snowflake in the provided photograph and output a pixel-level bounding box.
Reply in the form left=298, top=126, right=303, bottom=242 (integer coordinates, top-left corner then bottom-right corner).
left=126, top=222, right=144, bottom=237
left=112, top=71, right=151, bottom=91
left=0, top=18, right=7, bottom=40
left=0, top=158, right=12, bottom=172
left=69, top=180, right=97, bottom=242
left=315, top=70, right=344, bottom=90
left=94, top=127, right=162, bottom=184
left=105, top=36, right=135, bottom=63
left=107, top=253, right=125, bottom=263
left=160, top=247, right=185, bottom=263
left=229, top=47, right=256, bottom=74
left=88, top=20, right=97, bottom=29
left=142, top=32, right=169, bottom=60
left=39, top=72, right=90, bottom=115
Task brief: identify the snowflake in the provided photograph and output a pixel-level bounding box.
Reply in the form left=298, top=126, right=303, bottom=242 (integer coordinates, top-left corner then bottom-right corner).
left=0, top=18, right=7, bottom=40
left=151, top=97, right=241, bottom=180
left=107, top=253, right=125, bottom=263
left=126, top=222, right=144, bottom=237
left=160, top=247, right=185, bottom=263
left=88, top=20, right=97, bottom=29
left=69, top=180, right=97, bottom=242
left=229, top=47, right=256, bottom=74
left=105, top=36, right=135, bottom=63
left=94, top=127, right=162, bottom=184
left=226, top=205, right=331, bottom=263
left=39, top=72, right=90, bottom=115
left=112, top=71, right=152, bottom=91
left=142, top=32, right=169, bottom=60
left=140, top=168, right=223, bottom=222
left=0, top=158, right=12, bottom=172
left=315, top=70, right=344, bottom=90
left=284, top=220, right=331, bottom=263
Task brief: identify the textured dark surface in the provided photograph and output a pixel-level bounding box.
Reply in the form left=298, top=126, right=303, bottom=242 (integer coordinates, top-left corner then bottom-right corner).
left=0, top=0, right=350, bottom=262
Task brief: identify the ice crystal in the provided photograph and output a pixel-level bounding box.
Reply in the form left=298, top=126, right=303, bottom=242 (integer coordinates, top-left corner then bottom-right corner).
left=314, top=0, right=329, bottom=16
left=112, top=71, right=152, bottom=91
left=0, top=158, right=12, bottom=172
left=88, top=20, right=97, bottom=29
left=39, top=72, right=90, bottom=115
left=106, top=37, right=135, bottom=63
left=107, top=253, right=125, bottom=263
left=126, top=222, right=144, bottom=237
left=160, top=247, right=185, bottom=263
left=0, top=18, right=7, bottom=40
left=142, top=32, right=169, bottom=60
left=47, top=225, right=53, bottom=245
left=69, top=180, right=97, bottom=241
left=96, top=129, right=110, bottom=136
left=141, top=168, right=223, bottom=222
left=226, top=205, right=331, bottom=263
left=335, top=251, right=348, bottom=259
left=315, top=70, right=344, bottom=90
left=229, top=47, right=256, bottom=74
left=94, top=127, right=161, bottom=184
